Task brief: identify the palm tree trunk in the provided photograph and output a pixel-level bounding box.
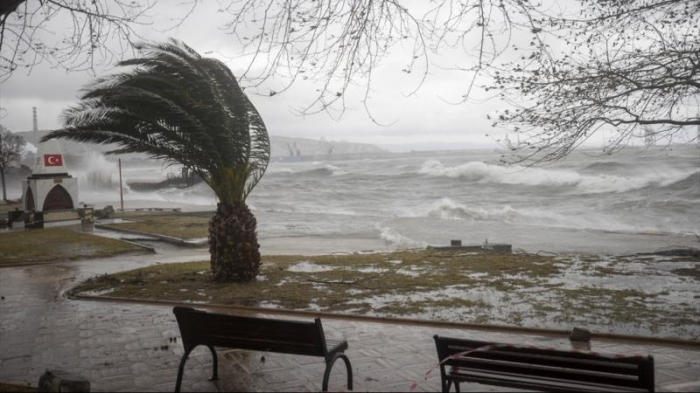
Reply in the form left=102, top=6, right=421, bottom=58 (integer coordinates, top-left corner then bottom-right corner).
left=209, top=202, right=261, bottom=282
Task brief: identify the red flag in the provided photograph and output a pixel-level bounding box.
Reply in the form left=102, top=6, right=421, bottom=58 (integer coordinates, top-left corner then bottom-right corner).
left=44, top=154, right=63, bottom=167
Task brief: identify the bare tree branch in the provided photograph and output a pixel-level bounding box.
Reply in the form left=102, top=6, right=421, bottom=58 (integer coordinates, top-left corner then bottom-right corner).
left=0, top=0, right=196, bottom=81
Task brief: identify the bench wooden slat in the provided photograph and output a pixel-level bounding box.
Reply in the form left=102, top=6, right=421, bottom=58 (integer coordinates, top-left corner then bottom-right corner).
left=435, top=335, right=654, bottom=393
left=445, top=356, right=643, bottom=388
left=444, top=342, right=648, bottom=366
left=450, top=368, right=652, bottom=393
left=452, top=348, right=641, bottom=374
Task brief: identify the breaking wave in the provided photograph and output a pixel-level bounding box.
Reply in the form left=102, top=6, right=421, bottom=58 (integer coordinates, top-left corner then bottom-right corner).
left=419, top=197, right=697, bottom=234
left=582, top=161, right=631, bottom=172
left=423, top=197, right=565, bottom=225
left=657, top=171, right=700, bottom=193
left=303, top=166, right=341, bottom=176
left=377, top=225, right=427, bottom=249
left=417, top=160, right=690, bottom=194
left=155, top=182, right=217, bottom=205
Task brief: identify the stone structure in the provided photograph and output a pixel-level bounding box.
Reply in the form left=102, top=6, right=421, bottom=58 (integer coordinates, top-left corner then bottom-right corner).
left=22, top=139, right=79, bottom=213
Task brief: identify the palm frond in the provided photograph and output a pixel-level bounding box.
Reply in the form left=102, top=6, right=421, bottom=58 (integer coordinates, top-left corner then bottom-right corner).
left=42, top=39, right=270, bottom=204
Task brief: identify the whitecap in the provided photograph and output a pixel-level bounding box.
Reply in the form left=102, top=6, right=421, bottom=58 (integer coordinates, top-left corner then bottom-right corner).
left=417, top=159, right=695, bottom=194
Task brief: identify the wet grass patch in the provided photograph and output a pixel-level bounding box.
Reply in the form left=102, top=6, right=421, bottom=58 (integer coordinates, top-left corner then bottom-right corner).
left=73, top=251, right=555, bottom=310
left=0, top=383, right=36, bottom=392
left=71, top=250, right=700, bottom=339
left=103, top=213, right=211, bottom=240
left=0, top=227, right=148, bottom=265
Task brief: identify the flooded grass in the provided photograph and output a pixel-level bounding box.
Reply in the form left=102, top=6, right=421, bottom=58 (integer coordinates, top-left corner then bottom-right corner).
left=72, top=250, right=700, bottom=340
left=0, top=227, right=148, bottom=265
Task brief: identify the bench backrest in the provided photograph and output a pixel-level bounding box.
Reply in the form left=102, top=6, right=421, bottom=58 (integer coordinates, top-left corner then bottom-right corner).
left=174, top=307, right=329, bottom=357
left=434, top=336, right=654, bottom=392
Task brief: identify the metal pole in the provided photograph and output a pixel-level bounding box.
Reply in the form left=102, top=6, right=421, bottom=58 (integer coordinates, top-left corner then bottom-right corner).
left=118, top=158, right=124, bottom=212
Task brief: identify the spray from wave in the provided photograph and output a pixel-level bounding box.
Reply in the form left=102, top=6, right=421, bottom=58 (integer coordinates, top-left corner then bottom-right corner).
left=71, top=152, right=121, bottom=190
left=377, top=225, right=427, bottom=250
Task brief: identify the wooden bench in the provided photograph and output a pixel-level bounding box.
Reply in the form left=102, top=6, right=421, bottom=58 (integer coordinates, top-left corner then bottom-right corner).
left=173, top=307, right=353, bottom=392
left=433, top=336, right=654, bottom=393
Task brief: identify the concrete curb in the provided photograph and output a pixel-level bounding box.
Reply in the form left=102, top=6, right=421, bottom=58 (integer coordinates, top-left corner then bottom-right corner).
left=95, top=225, right=207, bottom=248
left=113, top=239, right=157, bottom=254
left=0, top=248, right=152, bottom=269
left=66, top=290, right=700, bottom=348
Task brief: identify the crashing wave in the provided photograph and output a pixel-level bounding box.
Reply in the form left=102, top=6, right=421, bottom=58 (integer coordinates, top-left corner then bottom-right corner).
left=377, top=226, right=427, bottom=249
left=417, top=160, right=692, bottom=194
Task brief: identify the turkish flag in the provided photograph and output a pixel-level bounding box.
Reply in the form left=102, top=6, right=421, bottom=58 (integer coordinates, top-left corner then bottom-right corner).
left=44, top=154, right=63, bottom=167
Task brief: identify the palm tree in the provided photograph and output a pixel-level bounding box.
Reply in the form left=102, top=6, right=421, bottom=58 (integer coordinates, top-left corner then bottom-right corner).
left=42, top=39, right=270, bottom=282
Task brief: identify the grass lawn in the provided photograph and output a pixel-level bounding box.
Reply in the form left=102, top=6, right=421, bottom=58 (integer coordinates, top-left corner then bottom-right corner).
left=71, top=249, right=700, bottom=339
left=0, top=383, right=35, bottom=392
left=0, top=227, right=149, bottom=265
left=104, top=212, right=210, bottom=240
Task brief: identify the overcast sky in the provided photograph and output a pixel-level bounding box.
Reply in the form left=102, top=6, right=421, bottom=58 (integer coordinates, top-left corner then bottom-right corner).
left=0, top=1, right=604, bottom=152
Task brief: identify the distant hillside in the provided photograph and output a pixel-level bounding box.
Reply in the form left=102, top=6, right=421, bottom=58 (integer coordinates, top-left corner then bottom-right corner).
left=16, top=130, right=387, bottom=159
left=270, top=135, right=386, bottom=158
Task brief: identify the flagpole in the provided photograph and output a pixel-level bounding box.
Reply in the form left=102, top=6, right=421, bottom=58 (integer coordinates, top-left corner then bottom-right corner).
left=118, top=158, right=124, bottom=212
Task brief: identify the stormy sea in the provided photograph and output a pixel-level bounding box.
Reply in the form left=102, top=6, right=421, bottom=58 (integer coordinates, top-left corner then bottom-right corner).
left=72, top=144, right=699, bottom=255
left=6, top=144, right=699, bottom=338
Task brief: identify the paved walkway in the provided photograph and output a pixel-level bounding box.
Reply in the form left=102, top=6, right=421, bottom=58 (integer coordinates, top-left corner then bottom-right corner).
left=1, top=243, right=699, bottom=392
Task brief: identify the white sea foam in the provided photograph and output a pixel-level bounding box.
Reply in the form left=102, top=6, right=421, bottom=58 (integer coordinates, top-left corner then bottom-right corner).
left=417, top=160, right=689, bottom=194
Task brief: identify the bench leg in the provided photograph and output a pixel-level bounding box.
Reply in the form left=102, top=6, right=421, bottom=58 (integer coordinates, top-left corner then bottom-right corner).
left=323, top=353, right=353, bottom=391
left=441, top=378, right=463, bottom=393
left=207, top=345, right=219, bottom=381
left=441, top=379, right=452, bottom=393
left=175, top=348, right=192, bottom=393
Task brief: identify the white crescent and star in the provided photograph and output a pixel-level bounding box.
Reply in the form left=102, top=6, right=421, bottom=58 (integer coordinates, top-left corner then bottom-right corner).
left=46, top=155, right=61, bottom=165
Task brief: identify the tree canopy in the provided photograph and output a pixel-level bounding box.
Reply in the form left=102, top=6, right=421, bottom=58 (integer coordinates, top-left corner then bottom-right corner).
left=0, top=127, right=25, bottom=201
left=41, top=39, right=270, bottom=204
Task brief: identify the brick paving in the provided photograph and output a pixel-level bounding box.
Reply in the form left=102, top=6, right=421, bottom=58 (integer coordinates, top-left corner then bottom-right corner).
left=1, top=249, right=700, bottom=392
